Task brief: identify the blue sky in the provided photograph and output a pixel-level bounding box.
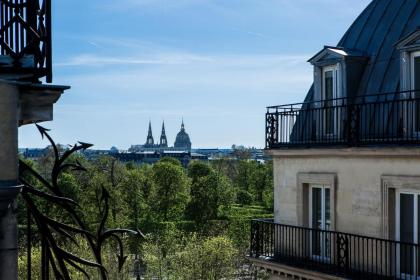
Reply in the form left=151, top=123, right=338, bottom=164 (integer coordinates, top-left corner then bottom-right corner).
left=19, top=0, right=371, bottom=149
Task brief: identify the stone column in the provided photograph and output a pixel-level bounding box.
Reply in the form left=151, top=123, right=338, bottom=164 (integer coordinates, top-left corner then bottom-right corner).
left=0, top=82, right=21, bottom=280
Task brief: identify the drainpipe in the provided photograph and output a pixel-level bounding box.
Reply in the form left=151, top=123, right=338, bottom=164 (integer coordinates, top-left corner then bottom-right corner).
left=0, top=82, right=22, bottom=280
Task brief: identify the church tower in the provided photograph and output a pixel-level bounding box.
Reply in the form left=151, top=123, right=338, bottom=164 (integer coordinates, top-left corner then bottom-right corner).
left=145, top=121, right=155, bottom=148
left=174, top=119, right=192, bottom=150
left=159, top=121, right=168, bottom=148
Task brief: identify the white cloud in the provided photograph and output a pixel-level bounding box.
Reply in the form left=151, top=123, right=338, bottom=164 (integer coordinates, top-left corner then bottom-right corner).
left=56, top=52, right=312, bottom=95
left=101, top=0, right=208, bottom=11
left=55, top=53, right=213, bottom=67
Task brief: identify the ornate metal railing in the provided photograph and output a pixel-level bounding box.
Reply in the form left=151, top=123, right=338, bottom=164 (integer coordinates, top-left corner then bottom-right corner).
left=19, top=125, right=143, bottom=279
left=250, top=219, right=420, bottom=279
left=266, top=90, right=420, bottom=148
left=0, top=0, right=52, bottom=82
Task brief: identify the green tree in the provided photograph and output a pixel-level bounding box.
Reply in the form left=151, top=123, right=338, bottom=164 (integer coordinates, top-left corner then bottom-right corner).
left=186, top=161, right=234, bottom=222
left=142, top=230, right=237, bottom=280
left=234, top=160, right=253, bottom=192
left=152, top=160, right=190, bottom=221
left=249, top=161, right=273, bottom=204
left=173, top=235, right=237, bottom=280
left=236, top=189, right=253, bottom=205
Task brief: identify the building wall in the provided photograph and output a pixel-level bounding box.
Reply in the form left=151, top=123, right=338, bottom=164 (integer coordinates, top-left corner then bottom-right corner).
left=269, top=148, right=420, bottom=239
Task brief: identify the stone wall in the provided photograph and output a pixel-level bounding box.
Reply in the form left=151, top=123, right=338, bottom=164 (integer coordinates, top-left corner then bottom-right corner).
left=268, top=147, right=420, bottom=238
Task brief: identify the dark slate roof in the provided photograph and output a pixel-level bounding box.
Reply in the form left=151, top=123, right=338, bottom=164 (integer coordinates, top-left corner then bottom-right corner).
left=304, top=0, right=419, bottom=102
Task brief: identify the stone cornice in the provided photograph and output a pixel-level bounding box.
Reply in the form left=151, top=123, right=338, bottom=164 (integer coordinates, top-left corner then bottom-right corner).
left=266, top=147, right=420, bottom=158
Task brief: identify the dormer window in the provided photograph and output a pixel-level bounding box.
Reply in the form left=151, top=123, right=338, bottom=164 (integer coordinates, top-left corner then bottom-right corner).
left=308, top=47, right=367, bottom=137
left=396, top=29, right=420, bottom=92
left=396, top=29, right=420, bottom=134
left=323, top=65, right=340, bottom=101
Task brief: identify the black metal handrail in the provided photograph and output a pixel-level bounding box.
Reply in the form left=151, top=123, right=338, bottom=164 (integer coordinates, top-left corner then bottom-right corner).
left=266, top=90, right=420, bottom=148
left=0, top=0, right=52, bottom=82
left=250, top=219, right=420, bottom=279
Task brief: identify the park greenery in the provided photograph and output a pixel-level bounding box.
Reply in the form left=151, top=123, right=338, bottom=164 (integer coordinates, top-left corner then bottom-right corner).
left=18, top=149, right=273, bottom=279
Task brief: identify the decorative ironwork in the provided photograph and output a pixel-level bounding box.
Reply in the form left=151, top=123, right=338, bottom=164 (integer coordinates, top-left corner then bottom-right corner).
left=336, top=234, right=349, bottom=270
left=19, top=125, right=144, bottom=279
left=266, top=90, right=420, bottom=149
left=250, top=219, right=420, bottom=279
left=265, top=113, right=278, bottom=148
left=0, top=0, right=52, bottom=82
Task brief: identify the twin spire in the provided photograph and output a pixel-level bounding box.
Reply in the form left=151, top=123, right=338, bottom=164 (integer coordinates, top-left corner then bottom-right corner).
left=160, top=121, right=168, bottom=147
left=144, top=119, right=191, bottom=150
left=144, top=120, right=173, bottom=148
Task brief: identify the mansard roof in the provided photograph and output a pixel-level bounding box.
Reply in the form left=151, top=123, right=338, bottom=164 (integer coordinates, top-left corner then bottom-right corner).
left=304, top=0, right=419, bottom=102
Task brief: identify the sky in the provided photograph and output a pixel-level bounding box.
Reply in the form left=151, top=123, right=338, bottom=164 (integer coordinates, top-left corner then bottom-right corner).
left=19, top=0, right=372, bottom=149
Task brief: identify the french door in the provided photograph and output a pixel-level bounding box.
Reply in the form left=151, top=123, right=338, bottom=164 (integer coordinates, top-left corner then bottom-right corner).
left=309, top=185, right=331, bottom=260
left=322, top=65, right=341, bottom=136
left=411, top=51, right=420, bottom=133
left=396, top=191, right=420, bottom=278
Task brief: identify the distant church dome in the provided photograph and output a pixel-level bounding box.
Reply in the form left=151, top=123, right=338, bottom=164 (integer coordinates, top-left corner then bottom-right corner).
left=174, top=120, right=192, bottom=150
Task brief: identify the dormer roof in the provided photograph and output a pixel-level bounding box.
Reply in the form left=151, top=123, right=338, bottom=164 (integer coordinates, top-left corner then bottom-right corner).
left=308, top=46, right=367, bottom=66
left=302, top=0, right=419, bottom=102
left=396, top=28, right=420, bottom=51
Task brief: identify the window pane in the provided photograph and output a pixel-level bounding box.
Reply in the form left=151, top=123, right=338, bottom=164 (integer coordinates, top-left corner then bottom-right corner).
left=418, top=195, right=420, bottom=276
left=325, top=189, right=330, bottom=230
left=311, top=188, right=322, bottom=256
left=414, top=57, right=420, bottom=132
left=324, top=71, right=334, bottom=134
left=324, top=188, right=331, bottom=259
left=415, top=56, right=420, bottom=91
left=312, top=188, right=322, bottom=229
left=325, top=71, right=334, bottom=100
left=400, top=193, right=414, bottom=275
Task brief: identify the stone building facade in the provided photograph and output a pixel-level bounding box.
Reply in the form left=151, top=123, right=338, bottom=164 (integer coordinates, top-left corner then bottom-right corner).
left=249, top=1, right=420, bottom=279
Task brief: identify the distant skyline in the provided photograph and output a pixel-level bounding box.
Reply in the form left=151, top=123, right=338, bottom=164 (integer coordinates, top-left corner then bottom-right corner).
left=19, top=0, right=371, bottom=149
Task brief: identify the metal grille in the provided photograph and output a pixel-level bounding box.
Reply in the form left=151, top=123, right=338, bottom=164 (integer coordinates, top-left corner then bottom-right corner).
left=266, top=90, right=420, bottom=149
left=0, top=0, right=52, bottom=82
left=250, top=219, right=420, bottom=279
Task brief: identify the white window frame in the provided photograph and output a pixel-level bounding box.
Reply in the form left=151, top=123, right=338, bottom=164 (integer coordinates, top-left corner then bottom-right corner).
left=309, top=185, right=331, bottom=262
left=322, top=65, right=341, bottom=136
left=395, top=189, right=420, bottom=278
left=409, top=51, right=420, bottom=134
left=410, top=51, right=420, bottom=91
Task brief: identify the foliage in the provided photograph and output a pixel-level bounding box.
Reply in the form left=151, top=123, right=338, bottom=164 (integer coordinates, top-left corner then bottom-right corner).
left=142, top=227, right=238, bottom=280
left=20, top=135, right=274, bottom=278
left=152, top=161, right=190, bottom=220
left=18, top=237, right=135, bottom=280
left=237, top=189, right=254, bottom=205
left=19, top=125, right=142, bottom=280
left=186, top=161, right=234, bottom=222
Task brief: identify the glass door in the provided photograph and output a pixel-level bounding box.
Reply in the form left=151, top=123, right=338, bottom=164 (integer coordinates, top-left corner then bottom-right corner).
left=411, top=52, right=420, bottom=134
left=309, top=185, right=331, bottom=261
left=396, top=191, right=420, bottom=278
left=322, top=65, right=341, bottom=137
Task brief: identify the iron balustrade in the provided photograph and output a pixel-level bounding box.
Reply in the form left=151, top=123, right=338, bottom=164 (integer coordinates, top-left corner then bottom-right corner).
left=266, top=90, right=420, bottom=149
left=0, top=0, right=52, bottom=82
left=250, top=219, right=420, bottom=279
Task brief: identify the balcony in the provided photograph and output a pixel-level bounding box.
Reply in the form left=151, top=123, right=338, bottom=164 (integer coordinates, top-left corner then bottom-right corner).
left=250, top=219, right=420, bottom=279
left=265, top=90, right=420, bottom=149
left=0, top=0, right=52, bottom=82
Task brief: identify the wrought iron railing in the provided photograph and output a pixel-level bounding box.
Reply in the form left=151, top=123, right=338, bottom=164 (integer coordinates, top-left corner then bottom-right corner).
left=250, top=219, right=420, bottom=279
left=266, top=90, right=420, bottom=148
left=0, top=0, right=52, bottom=82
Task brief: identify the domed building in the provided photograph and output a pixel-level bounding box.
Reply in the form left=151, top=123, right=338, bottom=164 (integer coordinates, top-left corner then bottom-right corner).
left=128, top=120, right=193, bottom=152
left=174, top=120, right=192, bottom=151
